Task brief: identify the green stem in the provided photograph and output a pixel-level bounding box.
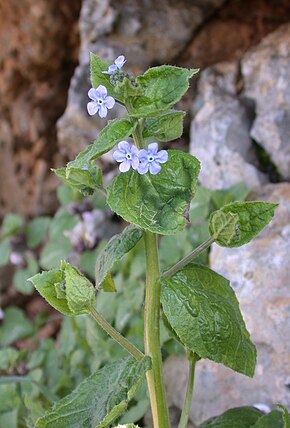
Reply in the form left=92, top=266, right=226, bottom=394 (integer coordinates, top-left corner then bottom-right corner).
left=143, top=231, right=171, bottom=428
left=163, top=236, right=215, bottom=278
left=88, top=305, right=144, bottom=360
left=178, top=357, right=196, bottom=428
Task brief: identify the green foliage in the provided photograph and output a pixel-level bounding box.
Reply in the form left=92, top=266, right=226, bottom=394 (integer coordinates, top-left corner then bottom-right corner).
left=108, top=150, right=200, bottom=235
left=67, top=118, right=137, bottom=170
left=13, top=256, right=38, bottom=295
left=251, top=410, right=285, bottom=428
left=0, top=238, right=10, bottom=266
left=35, top=356, right=151, bottom=428
left=90, top=53, right=121, bottom=101
left=0, top=307, right=34, bottom=347
left=95, top=225, right=143, bottom=291
left=209, top=211, right=239, bottom=245
left=131, top=65, right=199, bottom=117
left=1, top=214, right=24, bottom=239
left=211, top=201, right=278, bottom=247
left=197, top=407, right=263, bottom=427
left=161, top=264, right=256, bottom=376
left=25, top=217, right=51, bottom=249
left=54, top=165, right=103, bottom=196
left=142, top=110, right=185, bottom=143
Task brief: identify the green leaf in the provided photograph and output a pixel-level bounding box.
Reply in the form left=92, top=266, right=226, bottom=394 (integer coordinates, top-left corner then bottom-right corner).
left=67, top=118, right=137, bottom=170
left=35, top=356, right=151, bottom=428
left=54, top=165, right=103, bottom=196
left=61, top=261, right=95, bottom=314
left=107, top=150, right=200, bottom=235
left=131, top=65, right=199, bottom=117
left=26, top=217, right=51, bottom=249
left=40, top=238, right=72, bottom=270
left=90, top=53, right=122, bottom=101
left=197, top=406, right=263, bottom=427
left=0, top=348, right=19, bottom=371
left=277, top=405, right=290, bottom=428
left=215, top=202, right=278, bottom=247
left=115, top=77, right=143, bottom=99
left=0, top=238, right=10, bottom=267
left=252, top=410, right=284, bottom=428
left=1, top=214, right=24, bottom=238
left=209, top=211, right=239, bottom=246
left=211, top=183, right=250, bottom=209
left=0, top=307, right=34, bottom=347
left=13, top=257, right=38, bottom=295
left=142, top=110, right=185, bottom=143
left=161, top=264, right=256, bottom=376
left=95, top=225, right=143, bottom=290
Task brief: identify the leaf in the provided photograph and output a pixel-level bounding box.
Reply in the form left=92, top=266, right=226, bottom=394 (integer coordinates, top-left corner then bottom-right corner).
left=161, top=264, right=256, bottom=376
left=211, top=183, right=250, bottom=209
left=252, top=410, right=284, bottom=428
left=0, top=376, right=57, bottom=403
left=142, top=110, right=185, bottom=143
left=90, top=53, right=122, bottom=101
left=0, top=238, right=10, bottom=267
left=107, top=150, right=200, bottom=235
left=0, top=307, right=34, bottom=346
left=209, top=211, right=239, bottom=246
left=67, top=118, right=137, bottom=170
left=13, top=257, right=38, bottom=295
left=131, top=65, right=199, bottom=117
left=35, top=356, right=151, bottom=428
left=215, top=202, right=278, bottom=247
left=40, top=238, right=72, bottom=270
left=115, top=77, right=143, bottom=99
left=197, top=406, right=263, bottom=427
left=54, top=165, right=103, bottom=196
left=1, top=214, right=24, bottom=238
left=95, top=225, right=143, bottom=290
left=277, top=405, right=290, bottom=428
left=25, top=217, right=51, bottom=249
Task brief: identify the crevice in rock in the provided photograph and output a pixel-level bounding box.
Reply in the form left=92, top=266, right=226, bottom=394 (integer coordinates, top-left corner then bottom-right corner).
left=252, top=139, right=283, bottom=183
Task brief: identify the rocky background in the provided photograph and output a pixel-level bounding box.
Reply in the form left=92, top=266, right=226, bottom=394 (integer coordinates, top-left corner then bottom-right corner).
left=0, top=0, right=290, bottom=425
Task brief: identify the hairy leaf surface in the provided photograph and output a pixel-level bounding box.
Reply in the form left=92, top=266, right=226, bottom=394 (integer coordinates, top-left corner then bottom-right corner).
left=142, top=110, right=185, bottom=143
left=197, top=407, right=263, bottom=427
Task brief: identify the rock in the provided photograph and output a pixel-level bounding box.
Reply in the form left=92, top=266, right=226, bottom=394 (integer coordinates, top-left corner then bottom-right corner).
left=242, top=24, right=290, bottom=180
left=189, top=63, right=267, bottom=189
left=165, top=183, right=290, bottom=425
left=57, top=0, right=227, bottom=159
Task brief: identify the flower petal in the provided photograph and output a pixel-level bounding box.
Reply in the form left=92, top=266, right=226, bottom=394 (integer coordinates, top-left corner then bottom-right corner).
left=87, top=101, right=99, bottom=116
left=149, top=161, right=161, bottom=175
left=113, top=150, right=126, bottom=162
left=148, top=143, right=158, bottom=154
left=88, top=88, right=98, bottom=101
left=104, top=96, right=115, bottom=109
left=96, top=85, right=107, bottom=96
left=131, top=155, right=139, bottom=170
left=119, top=160, right=131, bottom=172
left=131, top=145, right=139, bottom=155
left=98, top=104, right=108, bottom=118
left=118, top=141, right=131, bottom=152
left=137, top=161, right=149, bottom=175
left=138, top=149, right=148, bottom=160
left=108, top=64, right=118, bottom=74
left=115, top=55, right=126, bottom=68
left=156, top=150, right=168, bottom=163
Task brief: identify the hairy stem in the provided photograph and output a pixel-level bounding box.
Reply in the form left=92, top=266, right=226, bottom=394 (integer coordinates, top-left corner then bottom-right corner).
left=88, top=305, right=144, bottom=360
left=144, top=231, right=171, bottom=428
left=163, top=236, right=215, bottom=278
left=178, top=356, right=197, bottom=428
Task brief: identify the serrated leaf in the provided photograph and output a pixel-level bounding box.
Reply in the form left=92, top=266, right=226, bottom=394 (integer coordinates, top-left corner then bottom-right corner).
left=25, top=217, right=51, bottom=249
left=216, top=202, right=278, bottom=247
left=252, top=410, right=284, bottom=428
left=107, top=150, right=200, bottom=235
left=131, top=65, right=199, bottom=117
left=197, top=406, right=263, bottom=427
left=90, top=53, right=122, bottom=101
left=209, top=211, right=239, bottom=246
left=161, top=264, right=256, bottom=376
left=142, top=110, right=185, bottom=143
left=35, top=356, right=151, bottom=428
left=54, top=165, right=103, bottom=196
left=67, top=118, right=136, bottom=170
left=1, top=214, right=24, bottom=238
left=95, top=225, right=143, bottom=290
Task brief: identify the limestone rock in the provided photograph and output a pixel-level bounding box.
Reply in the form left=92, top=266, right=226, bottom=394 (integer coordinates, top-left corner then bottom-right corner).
left=242, top=24, right=290, bottom=180
left=164, top=183, right=290, bottom=425
left=190, top=64, right=267, bottom=189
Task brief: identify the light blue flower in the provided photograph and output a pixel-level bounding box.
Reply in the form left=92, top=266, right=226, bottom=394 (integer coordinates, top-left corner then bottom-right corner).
left=137, top=143, right=168, bottom=175
left=103, top=55, right=126, bottom=75
left=87, top=85, right=115, bottom=118
left=113, top=141, right=139, bottom=173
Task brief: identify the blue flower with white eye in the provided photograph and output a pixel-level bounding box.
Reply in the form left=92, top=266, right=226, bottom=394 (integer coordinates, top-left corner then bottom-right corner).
left=113, top=141, right=139, bottom=173
left=137, top=143, right=168, bottom=175
left=103, top=55, right=126, bottom=75
left=87, top=85, right=115, bottom=118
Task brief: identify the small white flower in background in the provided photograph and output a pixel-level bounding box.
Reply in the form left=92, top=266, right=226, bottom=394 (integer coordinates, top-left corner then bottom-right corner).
left=137, top=143, right=168, bottom=175
left=103, top=55, right=126, bottom=75
left=253, top=403, right=271, bottom=414
left=87, top=85, right=115, bottom=118
left=113, top=141, right=139, bottom=173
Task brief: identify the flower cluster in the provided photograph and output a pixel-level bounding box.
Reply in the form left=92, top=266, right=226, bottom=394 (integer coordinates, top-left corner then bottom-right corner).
left=113, top=142, right=168, bottom=175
